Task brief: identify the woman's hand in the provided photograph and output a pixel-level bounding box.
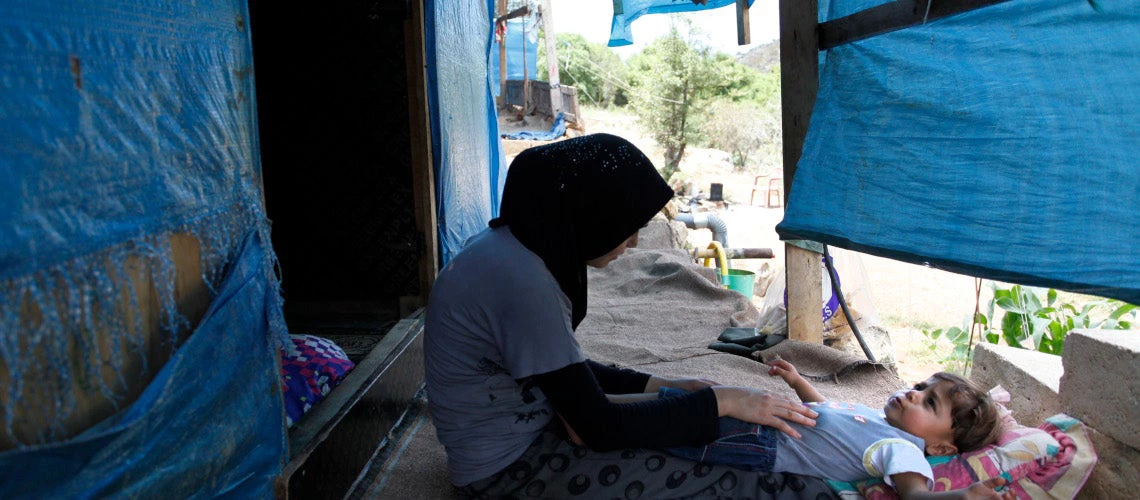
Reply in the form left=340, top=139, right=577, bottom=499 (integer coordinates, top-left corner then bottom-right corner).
left=644, top=375, right=719, bottom=394
left=712, top=386, right=817, bottom=439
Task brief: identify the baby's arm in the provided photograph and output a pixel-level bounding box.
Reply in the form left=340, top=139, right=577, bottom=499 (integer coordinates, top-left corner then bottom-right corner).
left=766, top=359, right=824, bottom=403
left=892, top=473, right=1015, bottom=500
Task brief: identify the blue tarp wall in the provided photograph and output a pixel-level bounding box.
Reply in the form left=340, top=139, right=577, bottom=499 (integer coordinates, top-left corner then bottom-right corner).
left=0, top=0, right=286, bottom=496
left=491, top=19, right=541, bottom=96
left=777, top=0, right=1140, bottom=304
left=428, top=0, right=508, bottom=264
left=0, top=0, right=510, bottom=494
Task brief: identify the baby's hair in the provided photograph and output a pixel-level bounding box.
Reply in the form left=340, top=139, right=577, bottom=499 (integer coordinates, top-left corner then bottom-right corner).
left=929, top=372, right=1003, bottom=453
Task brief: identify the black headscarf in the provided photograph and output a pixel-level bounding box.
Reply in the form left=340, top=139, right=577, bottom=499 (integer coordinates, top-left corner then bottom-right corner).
left=489, top=133, right=674, bottom=329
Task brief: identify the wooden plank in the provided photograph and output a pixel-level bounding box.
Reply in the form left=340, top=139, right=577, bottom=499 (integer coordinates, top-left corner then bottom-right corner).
left=498, top=0, right=508, bottom=103
left=786, top=245, right=823, bottom=343
left=541, top=0, right=563, bottom=115
left=820, top=0, right=1013, bottom=50
left=736, top=0, right=751, bottom=46
left=281, top=310, right=426, bottom=498
left=779, top=0, right=823, bottom=342
left=404, top=0, right=439, bottom=305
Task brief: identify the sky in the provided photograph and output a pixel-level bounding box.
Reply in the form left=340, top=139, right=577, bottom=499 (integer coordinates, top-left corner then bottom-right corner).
left=547, top=0, right=780, bottom=58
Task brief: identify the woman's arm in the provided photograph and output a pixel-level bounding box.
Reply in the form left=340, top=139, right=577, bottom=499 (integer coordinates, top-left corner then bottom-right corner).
left=585, top=360, right=651, bottom=394
left=534, top=362, right=818, bottom=450
left=534, top=362, right=720, bottom=450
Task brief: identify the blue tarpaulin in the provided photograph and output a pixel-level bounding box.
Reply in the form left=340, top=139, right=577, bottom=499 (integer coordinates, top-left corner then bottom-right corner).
left=609, top=0, right=755, bottom=46
left=491, top=19, right=541, bottom=96
left=428, top=0, right=508, bottom=264
left=0, top=0, right=286, bottom=495
left=501, top=113, right=567, bottom=141
left=777, top=0, right=1140, bottom=304
left=0, top=233, right=286, bottom=497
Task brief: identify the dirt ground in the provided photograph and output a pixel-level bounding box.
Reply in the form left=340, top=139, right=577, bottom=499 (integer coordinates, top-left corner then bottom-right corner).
left=501, top=107, right=1007, bottom=384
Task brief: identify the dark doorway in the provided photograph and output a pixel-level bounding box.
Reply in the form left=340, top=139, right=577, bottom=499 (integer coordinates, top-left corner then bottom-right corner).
left=248, top=1, right=420, bottom=342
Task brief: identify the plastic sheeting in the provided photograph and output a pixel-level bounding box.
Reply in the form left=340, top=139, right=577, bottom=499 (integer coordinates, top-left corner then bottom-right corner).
left=609, top=0, right=755, bottom=47
left=777, top=0, right=1140, bottom=304
left=501, top=113, right=567, bottom=140
left=491, top=19, right=541, bottom=96
left=0, top=232, right=286, bottom=498
left=0, top=0, right=286, bottom=494
left=428, top=0, right=508, bottom=263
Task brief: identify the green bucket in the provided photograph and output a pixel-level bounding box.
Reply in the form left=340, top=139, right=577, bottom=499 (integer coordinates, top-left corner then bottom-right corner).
left=721, top=269, right=756, bottom=297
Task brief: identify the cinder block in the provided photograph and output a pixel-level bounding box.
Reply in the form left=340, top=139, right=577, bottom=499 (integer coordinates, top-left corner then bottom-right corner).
left=970, top=343, right=1063, bottom=426
left=1060, top=330, right=1140, bottom=450
left=1075, top=427, right=1140, bottom=500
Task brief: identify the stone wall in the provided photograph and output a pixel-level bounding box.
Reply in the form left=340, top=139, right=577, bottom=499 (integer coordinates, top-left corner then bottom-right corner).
left=970, top=330, right=1139, bottom=498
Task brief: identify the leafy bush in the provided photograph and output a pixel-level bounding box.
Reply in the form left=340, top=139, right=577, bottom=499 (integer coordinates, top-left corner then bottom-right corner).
left=922, top=282, right=1137, bottom=372
left=538, top=33, right=629, bottom=108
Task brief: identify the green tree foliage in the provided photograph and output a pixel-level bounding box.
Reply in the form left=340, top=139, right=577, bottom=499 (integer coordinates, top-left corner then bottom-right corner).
left=624, top=20, right=719, bottom=181
left=703, top=98, right=780, bottom=172
left=923, top=282, right=1137, bottom=373
left=623, top=18, right=783, bottom=181
left=538, top=33, right=628, bottom=108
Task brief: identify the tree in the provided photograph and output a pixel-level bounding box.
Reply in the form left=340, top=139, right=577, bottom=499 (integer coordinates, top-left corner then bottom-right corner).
left=704, top=98, right=780, bottom=172
left=625, top=18, right=721, bottom=181
left=537, top=33, right=628, bottom=108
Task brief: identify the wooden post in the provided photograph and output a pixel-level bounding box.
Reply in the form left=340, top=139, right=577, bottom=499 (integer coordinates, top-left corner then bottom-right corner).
left=497, top=0, right=507, bottom=106
left=736, top=0, right=751, bottom=45
left=779, top=0, right=823, bottom=343
left=541, top=0, right=562, bottom=115
left=405, top=0, right=439, bottom=307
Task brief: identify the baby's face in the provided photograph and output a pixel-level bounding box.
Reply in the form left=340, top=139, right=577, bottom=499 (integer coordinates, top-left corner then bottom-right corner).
left=883, top=378, right=956, bottom=445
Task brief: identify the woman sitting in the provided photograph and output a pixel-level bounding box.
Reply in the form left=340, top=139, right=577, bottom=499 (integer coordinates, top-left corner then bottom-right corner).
left=424, top=134, right=820, bottom=498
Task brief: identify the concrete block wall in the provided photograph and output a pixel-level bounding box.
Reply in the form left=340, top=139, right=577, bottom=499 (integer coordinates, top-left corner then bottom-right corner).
left=1059, top=330, right=1140, bottom=450
left=971, top=343, right=1064, bottom=426
left=969, top=330, right=1140, bottom=498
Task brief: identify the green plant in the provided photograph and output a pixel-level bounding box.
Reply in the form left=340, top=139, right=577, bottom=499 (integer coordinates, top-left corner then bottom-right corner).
left=922, top=282, right=1137, bottom=372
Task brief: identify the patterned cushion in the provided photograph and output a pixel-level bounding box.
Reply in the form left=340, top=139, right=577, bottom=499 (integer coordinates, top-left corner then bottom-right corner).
left=280, top=334, right=355, bottom=427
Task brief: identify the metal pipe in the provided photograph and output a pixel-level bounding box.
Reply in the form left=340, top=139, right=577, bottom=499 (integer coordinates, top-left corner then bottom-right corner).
left=693, top=247, right=774, bottom=260
left=675, top=211, right=729, bottom=247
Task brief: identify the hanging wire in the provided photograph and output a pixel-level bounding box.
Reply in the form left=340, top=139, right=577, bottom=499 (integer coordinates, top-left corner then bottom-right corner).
left=966, top=277, right=983, bottom=373
left=557, top=40, right=684, bottom=104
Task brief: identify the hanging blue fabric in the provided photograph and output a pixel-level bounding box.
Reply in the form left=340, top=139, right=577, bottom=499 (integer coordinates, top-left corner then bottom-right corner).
left=490, top=16, right=541, bottom=95
left=609, top=0, right=756, bottom=47
left=428, top=0, right=507, bottom=264
left=777, top=0, right=1140, bottom=304
left=501, top=113, right=567, bottom=141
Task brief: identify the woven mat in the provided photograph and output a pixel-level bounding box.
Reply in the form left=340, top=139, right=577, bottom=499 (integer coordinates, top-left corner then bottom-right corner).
left=580, top=247, right=904, bottom=407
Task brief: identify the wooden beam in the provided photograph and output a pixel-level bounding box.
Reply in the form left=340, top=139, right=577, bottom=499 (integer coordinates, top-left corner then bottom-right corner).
left=779, top=0, right=823, bottom=342
left=819, top=0, right=1013, bottom=50
left=497, top=0, right=508, bottom=104
left=541, top=0, right=563, bottom=115
left=786, top=245, right=823, bottom=344
left=736, top=0, right=751, bottom=46
left=404, top=0, right=439, bottom=306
